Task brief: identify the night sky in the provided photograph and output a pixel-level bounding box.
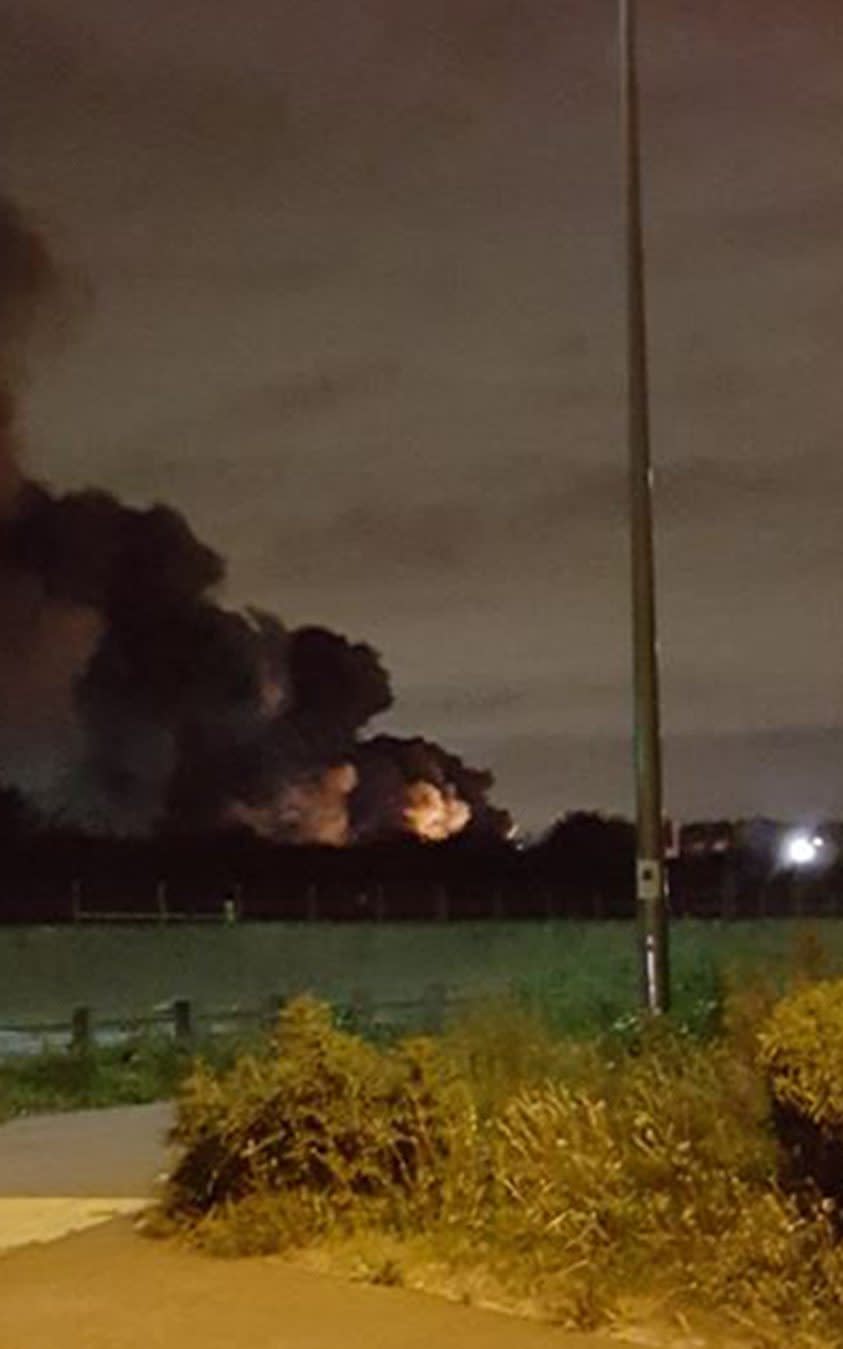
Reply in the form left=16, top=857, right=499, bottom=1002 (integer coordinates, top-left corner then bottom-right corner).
left=2, top=1, right=842, bottom=831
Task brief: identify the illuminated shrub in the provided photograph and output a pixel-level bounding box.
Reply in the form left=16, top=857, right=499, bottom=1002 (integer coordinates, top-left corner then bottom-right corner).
left=164, top=996, right=477, bottom=1232
left=758, top=978, right=843, bottom=1212
left=488, top=1033, right=775, bottom=1285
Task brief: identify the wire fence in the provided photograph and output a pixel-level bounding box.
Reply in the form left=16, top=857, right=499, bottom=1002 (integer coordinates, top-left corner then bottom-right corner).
left=6, top=879, right=843, bottom=926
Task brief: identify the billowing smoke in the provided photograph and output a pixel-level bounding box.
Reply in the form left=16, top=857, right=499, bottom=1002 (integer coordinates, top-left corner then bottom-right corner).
left=0, top=196, right=508, bottom=843
left=225, top=763, right=359, bottom=846
left=352, top=735, right=512, bottom=842
left=0, top=197, right=75, bottom=509
left=0, top=483, right=391, bottom=836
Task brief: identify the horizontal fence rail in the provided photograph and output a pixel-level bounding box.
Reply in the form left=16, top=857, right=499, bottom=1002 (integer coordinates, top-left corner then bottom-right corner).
left=0, top=986, right=476, bottom=1059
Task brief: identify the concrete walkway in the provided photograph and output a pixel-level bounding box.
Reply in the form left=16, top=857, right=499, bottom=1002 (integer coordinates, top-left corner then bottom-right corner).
left=0, top=1102, right=172, bottom=1251
left=0, top=1216, right=627, bottom=1349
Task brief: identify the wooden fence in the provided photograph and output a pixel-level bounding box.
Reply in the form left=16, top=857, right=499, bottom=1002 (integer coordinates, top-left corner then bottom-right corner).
left=0, top=984, right=475, bottom=1057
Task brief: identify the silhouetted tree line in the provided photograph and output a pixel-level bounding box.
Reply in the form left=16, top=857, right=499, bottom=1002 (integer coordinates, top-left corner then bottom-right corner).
left=1, top=787, right=841, bottom=924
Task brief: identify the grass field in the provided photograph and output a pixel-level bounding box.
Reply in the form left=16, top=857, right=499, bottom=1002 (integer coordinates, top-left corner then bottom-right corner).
left=2, top=918, right=841, bottom=1121
left=3, top=915, right=843, bottom=1032
left=489, top=918, right=843, bottom=1037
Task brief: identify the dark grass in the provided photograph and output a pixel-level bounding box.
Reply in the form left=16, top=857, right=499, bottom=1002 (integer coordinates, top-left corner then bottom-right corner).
left=507, top=918, right=843, bottom=1037
left=0, top=1030, right=264, bottom=1122
left=2, top=919, right=840, bottom=1120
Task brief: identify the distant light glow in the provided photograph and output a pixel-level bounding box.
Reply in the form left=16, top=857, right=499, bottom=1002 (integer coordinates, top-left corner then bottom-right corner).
left=785, top=833, right=821, bottom=867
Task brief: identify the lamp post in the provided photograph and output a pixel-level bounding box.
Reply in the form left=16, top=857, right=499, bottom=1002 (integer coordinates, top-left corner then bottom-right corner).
left=619, top=0, right=670, bottom=1013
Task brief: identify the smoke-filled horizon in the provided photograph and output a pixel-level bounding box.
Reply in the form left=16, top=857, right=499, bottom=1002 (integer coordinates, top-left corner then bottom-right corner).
left=3, top=1, right=843, bottom=828
left=0, top=197, right=510, bottom=844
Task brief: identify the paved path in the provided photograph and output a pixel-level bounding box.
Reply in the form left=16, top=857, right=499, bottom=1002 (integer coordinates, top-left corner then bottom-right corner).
left=0, top=1216, right=626, bottom=1349
left=0, top=1102, right=172, bottom=1196
left=0, top=1102, right=172, bottom=1251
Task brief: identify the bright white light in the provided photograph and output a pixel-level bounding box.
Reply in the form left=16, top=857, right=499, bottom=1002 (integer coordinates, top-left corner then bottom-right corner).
left=786, top=835, right=818, bottom=867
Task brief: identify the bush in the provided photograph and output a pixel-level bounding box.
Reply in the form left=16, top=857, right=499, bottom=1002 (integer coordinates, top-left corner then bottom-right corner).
left=436, top=993, right=601, bottom=1114
left=758, top=978, right=843, bottom=1213
left=165, top=997, right=480, bottom=1238
left=484, top=1031, right=776, bottom=1299
left=758, top=979, right=843, bottom=1131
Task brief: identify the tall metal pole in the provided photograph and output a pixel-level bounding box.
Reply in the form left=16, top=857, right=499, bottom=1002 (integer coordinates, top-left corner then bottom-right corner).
left=619, top=0, right=670, bottom=1013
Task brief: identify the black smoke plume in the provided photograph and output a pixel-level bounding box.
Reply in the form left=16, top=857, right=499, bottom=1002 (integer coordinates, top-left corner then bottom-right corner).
left=0, top=196, right=508, bottom=842
left=0, top=196, right=76, bottom=507
left=352, top=735, right=512, bottom=841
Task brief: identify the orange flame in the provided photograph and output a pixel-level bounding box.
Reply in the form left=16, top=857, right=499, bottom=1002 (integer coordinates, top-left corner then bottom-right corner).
left=402, top=779, right=471, bottom=842
left=225, top=762, right=358, bottom=846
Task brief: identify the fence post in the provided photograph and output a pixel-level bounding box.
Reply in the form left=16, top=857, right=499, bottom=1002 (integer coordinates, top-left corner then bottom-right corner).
left=71, top=1005, right=91, bottom=1053
left=156, top=881, right=168, bottom=924
left=374, top=885, right=386, bottom=923
left=434, top=886, right=449, bottom=923
left=264, top=993, right=286, bottom=1029
left=221, top=881, right=243, bottom=923
left=71, top=879, right=82, bottom=922
left=721, top=863, right=737, bottom=923
left=305, top=885, right=318, bottom=922
left=349, top=988, right=373, bottom=1035
left=173, top=998, right=193, bottom=1045
left=422, top=982, right=447, bottom=1033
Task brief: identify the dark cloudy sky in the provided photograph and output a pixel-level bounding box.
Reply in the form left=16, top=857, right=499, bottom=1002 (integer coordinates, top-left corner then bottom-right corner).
left=2, top=0, right=842, bottom=830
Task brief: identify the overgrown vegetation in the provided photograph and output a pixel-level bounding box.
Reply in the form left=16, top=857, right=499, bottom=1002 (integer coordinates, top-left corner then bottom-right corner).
left=152, top=969, right=843, bottom=1347
left=759, top=979, right=843, bottom=1224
